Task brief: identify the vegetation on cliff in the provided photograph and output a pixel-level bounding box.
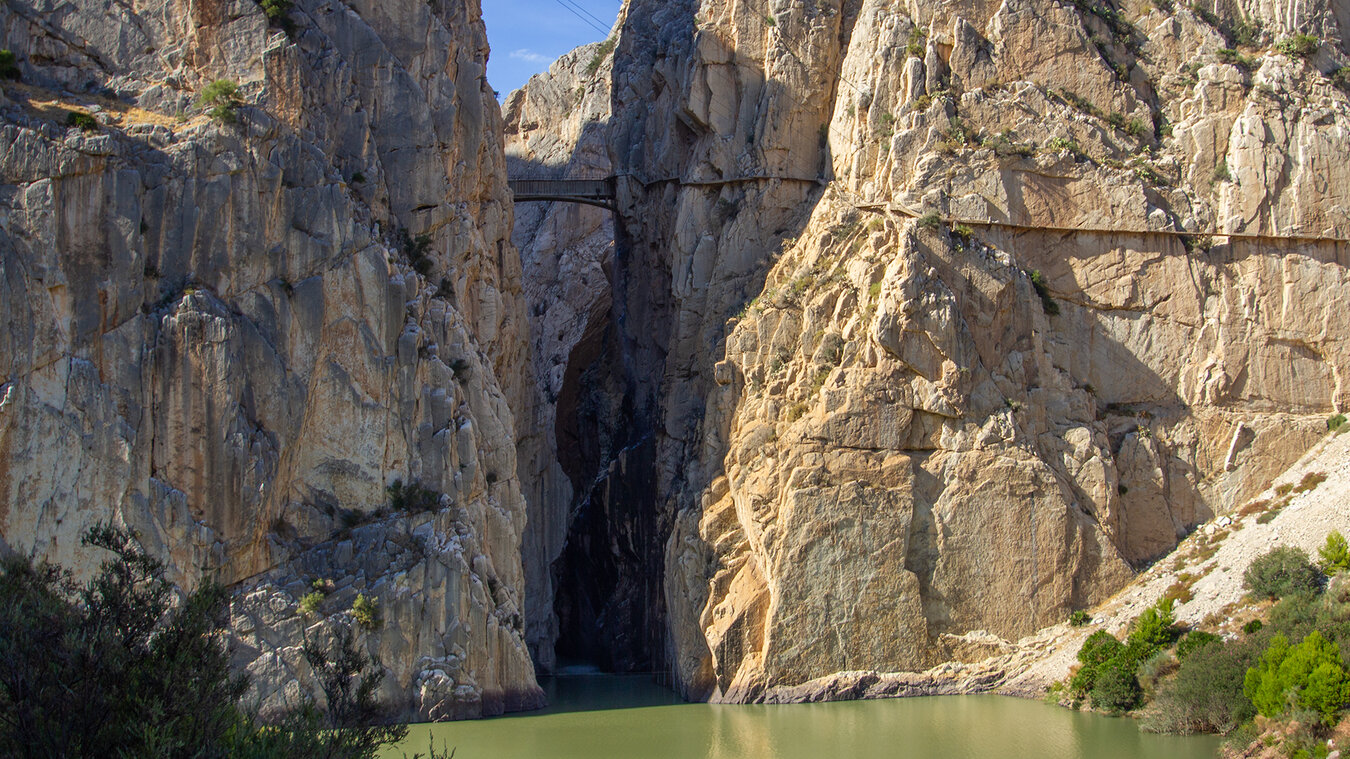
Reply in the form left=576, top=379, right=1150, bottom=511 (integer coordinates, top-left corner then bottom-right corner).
left=1061, top=539, right=1350, bottom=757
left=0, top=526, right=447, bottom=758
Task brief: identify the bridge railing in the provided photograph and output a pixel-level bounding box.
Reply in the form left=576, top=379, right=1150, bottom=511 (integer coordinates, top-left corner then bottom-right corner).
left=507, top=177, right=616, bottom=199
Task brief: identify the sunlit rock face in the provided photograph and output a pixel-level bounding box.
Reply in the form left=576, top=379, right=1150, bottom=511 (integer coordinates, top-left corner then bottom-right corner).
left=525, top=0, right=1349, bottom=702
left=0, top=0, right=541, bottom=720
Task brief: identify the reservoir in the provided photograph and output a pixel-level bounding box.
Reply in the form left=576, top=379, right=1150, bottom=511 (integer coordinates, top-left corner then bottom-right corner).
left=389, top=675, right=1223, bottom=758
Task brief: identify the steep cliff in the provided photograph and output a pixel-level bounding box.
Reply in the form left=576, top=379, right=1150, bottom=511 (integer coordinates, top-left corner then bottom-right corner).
left=503, top=40, right=617, bottom=670
left=507, top=0, right=1350, bottom=702
left=0, top=0, right=540, bottom=719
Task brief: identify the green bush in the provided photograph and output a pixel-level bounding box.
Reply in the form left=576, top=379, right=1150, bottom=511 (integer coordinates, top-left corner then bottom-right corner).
left=352, top=593, right=381, bottom=630
left=1092, top=659, right=1143, bottom=713
left=199, top=79, right=241, bottom=123
left=1069, top=609, right=1092, bottom=627
left=65, top=111, right=99, bottom=132
left=1244, top=631, right=1350, bottom=725
left=299, top=590, right=325, bottom=616
left=1275, top=34, right=1320, bottom=58
left=1215, top=48, right=1254, bottom=70
left=1320, top=532, right=1350, bottom=575
left=1329, top=413, right=1348, bottom=432
left=1245, top=547, right=1324, bottom=600
left=917, top=211, right=942, bottom=230
left=1028, top=270, right=1060, bottom=315
left=950, top=223, right=974, bottom=247
left=1177, top=630, right=1222, bottom=660
left=1144, top=634, right=1258, bottom=733
left=1071, top=630, right=1126, bottom=696
left=396, top=229, right=434, bottom=276
left=0, top=49, right=18, bottom=80
left=259, top=0, right=291, bottom=21
left=1244, top=619, right=1264, bottom=635
left=0, top=525, right=434, bottom=758
left=1129, top=597, right=1180, bottom=653
left=388, top=480, right=440, bottom=514
left=906, top=27, right=927, bottom=58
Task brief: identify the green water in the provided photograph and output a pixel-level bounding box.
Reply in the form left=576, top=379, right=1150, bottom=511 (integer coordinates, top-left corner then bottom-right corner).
left=390, top=675, right=1223, bottom=759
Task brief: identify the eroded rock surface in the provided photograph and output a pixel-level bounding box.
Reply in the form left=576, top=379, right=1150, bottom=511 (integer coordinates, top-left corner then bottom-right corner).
left=0, top=0, right=540, bottom=719
left=543, top=0, right=1350, bottom=702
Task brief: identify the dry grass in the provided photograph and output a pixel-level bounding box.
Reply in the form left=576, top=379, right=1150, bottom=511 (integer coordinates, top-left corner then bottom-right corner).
left=3, top=81, right=192, bottom=131
left=1294, top=471, right=1327, bottom=494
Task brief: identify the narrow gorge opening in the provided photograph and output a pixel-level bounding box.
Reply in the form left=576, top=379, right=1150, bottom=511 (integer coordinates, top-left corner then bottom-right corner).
left=544, top=228, right=671, bottom=677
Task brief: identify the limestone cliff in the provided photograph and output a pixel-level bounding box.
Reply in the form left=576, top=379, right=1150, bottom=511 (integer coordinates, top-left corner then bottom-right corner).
left=0, top=0, right=540, bottom=719
left=503, top=41, right=617, bottom=671
left=508, top=0, right=1350, bottom=702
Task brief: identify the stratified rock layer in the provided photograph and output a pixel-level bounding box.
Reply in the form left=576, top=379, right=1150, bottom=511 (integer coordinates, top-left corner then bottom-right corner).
left=0, top=0, right=540, bottom=719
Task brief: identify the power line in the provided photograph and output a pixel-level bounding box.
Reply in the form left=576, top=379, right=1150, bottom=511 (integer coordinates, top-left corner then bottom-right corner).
left=552, top=0, right=609, bottom=36
left=558, top=0, right=612, bottom=32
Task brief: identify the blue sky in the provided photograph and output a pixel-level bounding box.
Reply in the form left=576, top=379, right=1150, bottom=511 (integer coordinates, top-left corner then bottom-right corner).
left=482, top=0, right=623, bottom=98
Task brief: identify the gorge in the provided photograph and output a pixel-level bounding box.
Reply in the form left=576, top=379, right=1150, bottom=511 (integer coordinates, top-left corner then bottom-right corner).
left=3, top=0, right=1350, bottom=738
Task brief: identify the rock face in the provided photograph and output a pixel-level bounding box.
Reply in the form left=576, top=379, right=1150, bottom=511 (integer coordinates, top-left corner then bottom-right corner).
left=506, top=0, right=1350, bottom=703
left=0, top=0, right=541, bottom=719
left=502, top=41, right=617, bottom=671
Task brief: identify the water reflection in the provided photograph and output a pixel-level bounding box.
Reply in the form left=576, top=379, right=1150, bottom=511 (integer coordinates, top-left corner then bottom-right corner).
left=390, top=675, right=1221, bottom=759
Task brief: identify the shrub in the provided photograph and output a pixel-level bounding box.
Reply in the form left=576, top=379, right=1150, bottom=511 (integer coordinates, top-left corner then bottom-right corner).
left=1244, top=631, right=1350, bottom=724
left=1177, top=630, right=1222, bottom=660
left=1047, top=136, right=1085, bottom=160
left=396, top=229, right=434, bottom=276
left=1245, top=547, right=1325, bottom=600
left=1028, top=270, right=1060, bottom=315
left=917, top=211, right=942, bottom=230
left=1244, top=619, right=1264, bottom=635
left=1144, top=635, right=1258, bottom=733
left=65, top=111, right=99, bottom=132
left=259, top=0, right=291, bottom=21
left=1328, top=413, right=1347, bottom=432
left=1215, top=48, right=1254, bottom=70
left=1069, top=609, right=1092, bottom=627
left=352, top=594, right=381, bottom=630
left=1275, top=34, right=1320, bottom=58
left=585, top=37, right=617, bottom=77
left=198, top=79, right=241, bottom=123
left=1320, top=532, right=1350, bottom=576
left=1129, top=597, right=1181, bottom=654
left=299, top=590, right=325, bottom=616
left=388, top=480, right=440, bottom=514
left=950, top=223, right=974, bottom=247
left=1138, top=649, right=1180, bottom=696
left=0, top=525, right=433, bottom=757
left=0, top=49, right=18, bottom=80
left=1212, top=160, right=1232, bottom=183
left=1231, top=18, right=1263, bottom=47
left=906, top=27, right=927, bottom=58
left=1071, top=630, right=1126, bottom=696
left=1092, top=660, right=1143, bottom=713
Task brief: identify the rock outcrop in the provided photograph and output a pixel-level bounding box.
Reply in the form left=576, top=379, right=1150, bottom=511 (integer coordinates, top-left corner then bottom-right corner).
left=0, top=0, right=541, bottom=719
left=506, top=0, right=1350, bottom=703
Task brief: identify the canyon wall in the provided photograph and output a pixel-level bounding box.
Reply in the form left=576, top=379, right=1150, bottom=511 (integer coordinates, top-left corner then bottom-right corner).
left=508, top=0, right=1350, bottom=702
left=0, top=0, right=539, bottom=719
left=503, top=41, right=617, bottom=670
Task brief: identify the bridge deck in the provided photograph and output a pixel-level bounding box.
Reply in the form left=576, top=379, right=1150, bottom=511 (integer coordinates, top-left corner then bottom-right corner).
left=508, top=178, right=616, bottom=200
